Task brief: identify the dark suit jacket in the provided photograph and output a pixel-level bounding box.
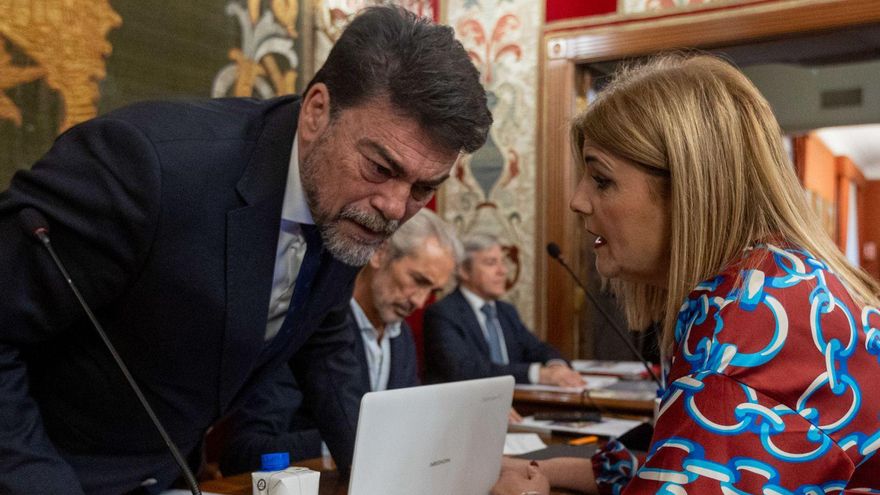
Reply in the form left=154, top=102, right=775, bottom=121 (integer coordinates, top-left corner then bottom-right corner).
left=423, top=288, right=562, bottom=384
left=219, top=310, right=419, bottom=475
left=0, top=96, right=364, bottom=494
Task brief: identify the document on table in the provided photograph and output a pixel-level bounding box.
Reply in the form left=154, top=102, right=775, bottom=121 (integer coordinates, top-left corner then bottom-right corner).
left=571, top=360, right=648, bottom=379
left=517, top=415, right=643, bottom=438
left=515, top=383, right=584, bottom=393
left=514, top=375, right=619, bottom=393
left=504, top=433, right=548, bottom=455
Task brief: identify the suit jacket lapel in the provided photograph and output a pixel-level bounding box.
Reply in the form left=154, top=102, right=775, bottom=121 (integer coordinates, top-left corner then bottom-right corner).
left=452, top=289, right=492, bottom=358
left=348, top=308, right=372, bottom=392
left=387, top=321, right=412, bottom=389
left=221, top=97, right=299, bottom=411
left=495, top=303, right=517, bottom=356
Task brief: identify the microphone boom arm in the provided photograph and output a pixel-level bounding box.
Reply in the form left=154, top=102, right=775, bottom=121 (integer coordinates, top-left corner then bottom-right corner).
left=547, top=243, right=662, bottom=388
left=21, top=210, right=202, bottom=495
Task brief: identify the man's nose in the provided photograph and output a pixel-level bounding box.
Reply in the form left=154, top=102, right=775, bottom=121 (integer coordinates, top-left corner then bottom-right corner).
left=371, top=181, right=410, bottom=222
left=405, top=285, right=433, bottom=311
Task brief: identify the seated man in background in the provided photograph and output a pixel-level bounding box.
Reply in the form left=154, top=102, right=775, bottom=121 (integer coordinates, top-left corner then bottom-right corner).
left=219, top=209, right=461, bottom=474
left=424, top=234, right=584, bottom=387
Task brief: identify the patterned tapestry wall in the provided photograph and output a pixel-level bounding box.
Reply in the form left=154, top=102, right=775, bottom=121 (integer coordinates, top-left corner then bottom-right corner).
left=0, top=0, right=121, bottom=187
left=311, top=1, right=434, bottom=73
left=0, top=0, right=304, bottom=189
left=440, top=0, right=540, bottom=328
left=0, top=0, right=433, bottom=189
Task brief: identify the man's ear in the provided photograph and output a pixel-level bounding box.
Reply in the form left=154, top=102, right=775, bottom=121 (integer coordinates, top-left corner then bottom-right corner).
left=369, top=241, right=390, bottom=270
left=298, top=83, right=331, bottom=148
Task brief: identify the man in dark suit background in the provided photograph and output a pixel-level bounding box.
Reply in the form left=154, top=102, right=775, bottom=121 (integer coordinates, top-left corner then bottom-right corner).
left=0, top=6, right=490, bottom=495
left=218, top=208, right=461, bottom=475
left=424, top=234, right=583, bottom=387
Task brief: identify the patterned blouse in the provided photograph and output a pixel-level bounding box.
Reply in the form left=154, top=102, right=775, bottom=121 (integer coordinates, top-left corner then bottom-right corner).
left=592, top=242, right=880, bottom=494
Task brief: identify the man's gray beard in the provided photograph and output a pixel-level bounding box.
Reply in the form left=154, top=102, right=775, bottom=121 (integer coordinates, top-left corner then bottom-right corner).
left=319, top=206, right=400, bottom=266
left=300, top=129, right=399, bottom=266
left=320, top=223, right=381, bottom=266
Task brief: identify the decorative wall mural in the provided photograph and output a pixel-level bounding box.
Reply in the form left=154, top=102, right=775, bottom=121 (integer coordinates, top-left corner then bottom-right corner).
left=0, top=0, right=121, bottom=131
left=442, top=0, right=539, bottom=327
left=0, top=41, right=44, bottom=127
left=311, top=0, right=434, bottom=75
left=212, top=0, right=300, bottom=98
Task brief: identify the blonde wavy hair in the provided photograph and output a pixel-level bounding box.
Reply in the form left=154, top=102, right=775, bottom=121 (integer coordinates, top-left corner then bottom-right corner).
left=571, top=53, right=880, bottom=356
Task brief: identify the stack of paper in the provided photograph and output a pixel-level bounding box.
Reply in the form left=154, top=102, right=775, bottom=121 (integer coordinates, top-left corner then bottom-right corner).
left=517, top=416, right=643, bottom=438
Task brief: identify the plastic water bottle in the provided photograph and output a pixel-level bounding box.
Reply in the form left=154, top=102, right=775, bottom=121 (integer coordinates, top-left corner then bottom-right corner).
left=252, top=452, right=320, bottom=495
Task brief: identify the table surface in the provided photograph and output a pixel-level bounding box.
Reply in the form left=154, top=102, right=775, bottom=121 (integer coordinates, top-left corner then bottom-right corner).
left=200, top=432, right=589, bottom=495
left=201, top=383, right=656, bottom=494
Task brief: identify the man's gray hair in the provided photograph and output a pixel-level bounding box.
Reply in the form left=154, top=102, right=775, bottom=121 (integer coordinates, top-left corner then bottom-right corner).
left=385, top=209, right=463, bottom=264
left=459, top=232, right=501, bottom=272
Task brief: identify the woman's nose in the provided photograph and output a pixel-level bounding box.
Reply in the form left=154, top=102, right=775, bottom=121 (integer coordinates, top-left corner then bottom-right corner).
left=570, top=179, right=593, bottom=215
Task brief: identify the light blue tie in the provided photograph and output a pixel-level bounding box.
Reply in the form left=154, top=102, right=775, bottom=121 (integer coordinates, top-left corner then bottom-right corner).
left=480, top=303, right=506, bottom=365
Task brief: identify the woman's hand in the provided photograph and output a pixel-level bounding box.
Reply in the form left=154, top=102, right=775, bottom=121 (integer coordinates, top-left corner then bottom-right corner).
left=491, top=461, right=550, bottom=495
left=500, top=456, right=530, bottom=472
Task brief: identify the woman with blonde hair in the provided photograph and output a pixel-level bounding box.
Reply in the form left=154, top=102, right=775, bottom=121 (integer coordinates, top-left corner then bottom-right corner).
left=493, top=53, right=880, bottom=494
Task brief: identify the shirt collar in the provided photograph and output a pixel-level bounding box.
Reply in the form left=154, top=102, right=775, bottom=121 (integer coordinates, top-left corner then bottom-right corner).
left=460, top=286, right=493, bottom=314
left=282, top=133, right=315, bottom=225
left=350, top=299, right=402, bottom=340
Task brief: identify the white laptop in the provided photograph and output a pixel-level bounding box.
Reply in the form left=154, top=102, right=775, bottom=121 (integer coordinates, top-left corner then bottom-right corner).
left=347, top=376, right=515, bottom=495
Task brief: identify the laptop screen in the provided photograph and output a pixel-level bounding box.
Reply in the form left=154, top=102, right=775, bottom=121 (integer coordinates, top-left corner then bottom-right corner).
left=348, top=376, right=515, bottom=495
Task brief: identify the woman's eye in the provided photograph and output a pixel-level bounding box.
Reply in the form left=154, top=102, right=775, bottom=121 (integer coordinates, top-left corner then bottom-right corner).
left=592, top=175, right=611, bottom=189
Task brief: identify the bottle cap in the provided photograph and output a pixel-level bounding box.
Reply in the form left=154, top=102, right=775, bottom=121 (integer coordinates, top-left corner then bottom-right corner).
left=260, top=452, right=290, bottom=471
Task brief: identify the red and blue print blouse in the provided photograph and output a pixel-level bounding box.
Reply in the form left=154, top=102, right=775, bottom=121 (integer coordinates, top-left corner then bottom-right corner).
left=593, top=242, right=880, bottom=494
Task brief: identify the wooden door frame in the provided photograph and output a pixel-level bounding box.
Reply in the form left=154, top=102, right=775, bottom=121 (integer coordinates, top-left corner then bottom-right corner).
left=536, top=0, right=880, bottom=358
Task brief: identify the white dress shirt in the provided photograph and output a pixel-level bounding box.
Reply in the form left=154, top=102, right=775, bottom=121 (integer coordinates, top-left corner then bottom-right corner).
left=265, top=134, right=315, bottom=341
left=350, top=299, right=402, bottom=392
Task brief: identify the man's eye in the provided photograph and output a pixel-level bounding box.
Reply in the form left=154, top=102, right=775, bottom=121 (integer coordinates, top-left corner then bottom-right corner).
left=373, top=161, right=393, bottom=177
left=364, top=160, right=394, bottom=182
left=411, top=184, right=437, bottom=201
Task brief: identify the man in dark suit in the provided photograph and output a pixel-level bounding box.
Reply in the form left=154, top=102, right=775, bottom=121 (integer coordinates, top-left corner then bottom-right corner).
left=0, top=6, right=490, bottom=494
left=424, top=234, right=584, bottom=387
left=219, top=209, right=460, bottom=475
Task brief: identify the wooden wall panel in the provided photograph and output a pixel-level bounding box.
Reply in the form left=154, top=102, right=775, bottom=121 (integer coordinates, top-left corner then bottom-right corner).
left=863, top=181, right=880, bottom=280
left=537, top=58, right=581, bottom=358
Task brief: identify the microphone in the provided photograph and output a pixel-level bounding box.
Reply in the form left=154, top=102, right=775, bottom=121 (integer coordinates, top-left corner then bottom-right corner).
left=18, top=208, right=202, bottom=495
left=546, top=242, right=662, bottom=388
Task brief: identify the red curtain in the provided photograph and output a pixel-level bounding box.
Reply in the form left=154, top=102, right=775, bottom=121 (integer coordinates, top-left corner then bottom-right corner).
left=545, top=0, right=617, bottom=22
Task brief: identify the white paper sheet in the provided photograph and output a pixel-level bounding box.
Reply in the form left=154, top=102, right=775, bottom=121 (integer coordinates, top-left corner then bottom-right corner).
left=503, top=433, right=548, bottom=455
left=517, top=416, right=643, bottom=438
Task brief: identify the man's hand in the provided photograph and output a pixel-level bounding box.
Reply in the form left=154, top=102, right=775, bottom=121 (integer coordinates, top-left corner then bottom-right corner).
left=508, top=408, right=523, bottom=424
left=538, top=363, right=585, bottom=388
